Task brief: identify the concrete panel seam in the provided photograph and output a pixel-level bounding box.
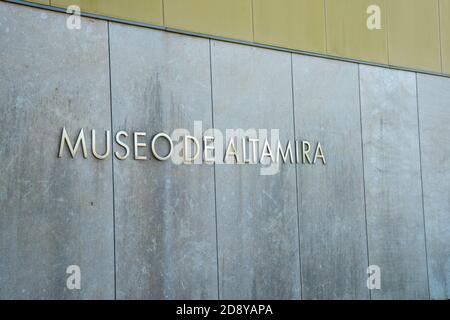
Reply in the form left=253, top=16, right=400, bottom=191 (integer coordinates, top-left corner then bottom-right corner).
left=357, top=64, right=372, bottom=300
left=290, top=53, right=304, bottom=300
left=415, top=73, right=432, bottom=299
left=209, top=39, right=220, bottom=300
left=107, top=21, right=117, bottom=300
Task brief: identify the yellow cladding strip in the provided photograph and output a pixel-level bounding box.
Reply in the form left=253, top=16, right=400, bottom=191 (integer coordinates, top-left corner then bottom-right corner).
left=253, top=0, right=326, bottom=54
left=387, top=0, right=441, bottom=73
left=51, top=0, right=164, bottom=25
left=14, top=0, right=450, bottom=76
left=441, top=0, right=450, bottom=74
left=163, top=0, right=253, bottom=41
left=26, top=0, right=49, bottom=4
left=326, top=0, right=388, bottom=65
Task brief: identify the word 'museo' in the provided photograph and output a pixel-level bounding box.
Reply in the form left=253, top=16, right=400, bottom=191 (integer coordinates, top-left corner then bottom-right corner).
left=58, top=127, right=326, bottom=166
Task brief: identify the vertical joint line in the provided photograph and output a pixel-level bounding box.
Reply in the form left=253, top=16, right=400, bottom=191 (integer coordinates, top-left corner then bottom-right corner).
left=209, top=40, right=220, bottom=300
left=250, top=0, right=255, bottom=42
left=162, top=0, right=166, bottom=26
left=107, top=22, right=117, bottom=300
left=357, top=65, right=371, bottom=300
left=438, top=0, right=443, bottom=72
left=415, top=73, right=431, bottom=299
left=290, top=53, right=303, bottom=299
left=323, top=0, right=328, bottom=53
left=385, top=0, right=390, bottom=65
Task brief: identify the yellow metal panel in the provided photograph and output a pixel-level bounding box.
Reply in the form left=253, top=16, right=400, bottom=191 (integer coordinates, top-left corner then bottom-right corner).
left=28, top=0, right=50, bottom=4
left=441, top=0, right=450, bottom=74
left=253, top=0, right=325, bottom=53
left=163, top=0, right=253, bottom=41
left=326, top=0, right=387, bottom=64
left=51, top=0, right=163, bottom=25
left=387, top=0, right=441, bottom=72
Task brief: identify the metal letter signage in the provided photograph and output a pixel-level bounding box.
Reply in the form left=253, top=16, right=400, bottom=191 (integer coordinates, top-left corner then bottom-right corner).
left=58, top=127, right=326, bottom=172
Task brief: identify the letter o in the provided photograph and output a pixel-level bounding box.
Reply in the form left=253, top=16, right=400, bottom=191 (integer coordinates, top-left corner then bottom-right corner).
left=151, top=133, right=173, bottom=161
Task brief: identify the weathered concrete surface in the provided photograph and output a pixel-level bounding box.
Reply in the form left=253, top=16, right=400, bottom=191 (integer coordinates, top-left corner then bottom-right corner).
left=0, top=3, right=114, bottom=299
left=360, top=65, right=429, bottom=299
left=292, top=55, right=369, bottom=299
left=2, top=1, right=450, bottom=300
left=211, top=40, right=301, bottom=299
left=109, top=23, right=218, bottom=299
left=417, top=74, right=450, bottom=300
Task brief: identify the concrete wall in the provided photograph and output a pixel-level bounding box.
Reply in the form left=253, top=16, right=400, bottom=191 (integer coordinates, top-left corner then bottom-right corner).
left=0, top=2, right=448, bottom=299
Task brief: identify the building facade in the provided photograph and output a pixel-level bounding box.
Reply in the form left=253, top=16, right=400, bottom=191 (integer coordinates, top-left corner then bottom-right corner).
left=0, top=0, right=449, bottom=299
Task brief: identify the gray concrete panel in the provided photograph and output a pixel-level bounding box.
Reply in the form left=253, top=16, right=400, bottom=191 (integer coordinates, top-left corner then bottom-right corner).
left=417, top=74, right=450, bottom=300
left=360, top=65, right=429, bottom=299
left=211, top=40, right=301, bottom=299
left=292, top=55, right=369, bottom=299
left=109, top=23, right=217, bottom=299
left=0, top=3, right=114, bottom=299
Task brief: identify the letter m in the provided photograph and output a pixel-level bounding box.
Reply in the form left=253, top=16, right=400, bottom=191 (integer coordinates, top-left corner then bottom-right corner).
left=58, top=127, right=87, bottom=158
